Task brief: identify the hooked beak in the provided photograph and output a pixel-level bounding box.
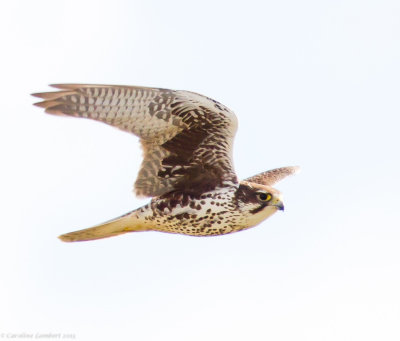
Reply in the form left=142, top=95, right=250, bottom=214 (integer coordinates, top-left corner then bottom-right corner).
left=272, top=200, right=284, bottom=211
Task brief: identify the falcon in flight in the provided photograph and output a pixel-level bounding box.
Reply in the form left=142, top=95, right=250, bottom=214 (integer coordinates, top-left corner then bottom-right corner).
left=33, top=84, right=299, bottom=242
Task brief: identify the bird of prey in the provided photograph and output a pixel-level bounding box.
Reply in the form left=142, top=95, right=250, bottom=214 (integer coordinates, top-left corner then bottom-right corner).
left=33, top=84, right=299, bottom=242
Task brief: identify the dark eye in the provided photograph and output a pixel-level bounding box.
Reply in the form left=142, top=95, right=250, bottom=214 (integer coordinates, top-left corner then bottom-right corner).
left=257, top=192, right=272, bottom=202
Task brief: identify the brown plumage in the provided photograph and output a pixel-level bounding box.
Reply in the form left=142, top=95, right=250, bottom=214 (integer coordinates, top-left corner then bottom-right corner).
left=33, top=84, right=299, bottom=242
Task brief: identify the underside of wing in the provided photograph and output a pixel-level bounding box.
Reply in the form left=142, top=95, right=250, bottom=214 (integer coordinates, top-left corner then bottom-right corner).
left=33, top=84, right=238, bottom=197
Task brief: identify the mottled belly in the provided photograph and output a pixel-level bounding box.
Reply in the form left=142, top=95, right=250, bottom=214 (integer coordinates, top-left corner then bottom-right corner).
left=144, top=212, right=244, bottom=236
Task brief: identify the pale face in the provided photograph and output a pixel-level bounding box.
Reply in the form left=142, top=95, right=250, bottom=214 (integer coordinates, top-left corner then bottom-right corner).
left=245, top=203, right=281, bottom=228
left=236, top=182, right=284, bottom=228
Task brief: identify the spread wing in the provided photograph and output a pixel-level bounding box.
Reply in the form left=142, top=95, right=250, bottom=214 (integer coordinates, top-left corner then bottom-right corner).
left=33, top=84, right=238, bottom=197
left=245, top=166, right=300, bottom=186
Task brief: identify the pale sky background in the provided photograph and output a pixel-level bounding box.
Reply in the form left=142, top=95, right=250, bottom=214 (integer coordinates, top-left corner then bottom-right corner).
left=0, top=0, right=399, bottom=340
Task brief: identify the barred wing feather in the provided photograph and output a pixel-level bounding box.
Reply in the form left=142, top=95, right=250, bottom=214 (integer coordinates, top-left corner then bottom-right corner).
left=33, top=84, right=238, bottom=197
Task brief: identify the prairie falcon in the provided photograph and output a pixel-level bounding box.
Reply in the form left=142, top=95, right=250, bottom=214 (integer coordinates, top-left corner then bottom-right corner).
left=33, top=84, right=299, bottom=242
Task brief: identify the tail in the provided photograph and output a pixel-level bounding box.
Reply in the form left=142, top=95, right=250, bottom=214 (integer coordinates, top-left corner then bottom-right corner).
left=58, top=211, right=147, bottom=242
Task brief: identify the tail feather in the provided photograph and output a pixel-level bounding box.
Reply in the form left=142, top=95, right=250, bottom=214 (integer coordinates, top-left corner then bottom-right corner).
left=58, top=211, right=146, bottom=242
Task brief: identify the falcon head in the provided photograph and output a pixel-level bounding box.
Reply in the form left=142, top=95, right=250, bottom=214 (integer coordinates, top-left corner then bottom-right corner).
left=236, top=181, right=284, bottom=228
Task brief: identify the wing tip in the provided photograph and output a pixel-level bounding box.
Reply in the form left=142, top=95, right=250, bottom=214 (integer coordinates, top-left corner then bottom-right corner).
left=244, top=165, right=301, bottom=186
left=289, top=165, right=301, bottom=174
left=58, top=234, right=75, bottom=242
left=32, top=100, right=48, bottom=108
left=32, top=100, right=66, bottom=115
left=31, top=92, right=46, bottom=98
left=58, top=232, right=97, bottom=242
left=50, top=84, right=79, bottom=90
